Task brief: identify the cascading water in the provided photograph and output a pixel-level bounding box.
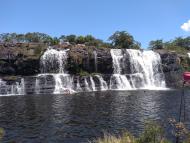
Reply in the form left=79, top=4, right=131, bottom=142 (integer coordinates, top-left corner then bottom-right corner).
left=53, top=74, right=74, bottom=94
left=126, top=49, right=166, bottom=89
left=110, top=49, right=132, bottom=90
left=40, top=48, right=69, bottom=73
left=84, top=78, right=91, bottom=91
left=110, top=49, right=166, bottom=90
left=95, top=75, right=108, bottom=91
left=90, top=76, right=96, bottom=91
left=188, top=53, right=190, bottom=58
left=39, top=48, right=76, bottom=94
left=35, top=77, right=40, bottom=94
left=1, top=47, right=167, bottom=96
left=76, top=77, right=82, bottom=92
left=37, top=47, right=104, bottom=94
left=0, top=78, right=25, bottom=95
left=18, top=78, right=25, bottom=95
left=93, top=50, right=98, bottom=72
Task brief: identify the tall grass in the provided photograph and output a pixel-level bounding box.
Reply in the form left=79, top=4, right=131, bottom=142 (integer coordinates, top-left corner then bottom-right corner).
left=91, top=121, right=190, bottom=143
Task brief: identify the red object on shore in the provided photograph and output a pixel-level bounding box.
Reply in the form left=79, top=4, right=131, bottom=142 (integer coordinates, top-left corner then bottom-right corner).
left=183, top=72, right=190, bottom=82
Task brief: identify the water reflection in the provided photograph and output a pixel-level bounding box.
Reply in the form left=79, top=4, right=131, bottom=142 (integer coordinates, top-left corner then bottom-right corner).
left=0, top=90, right=189, bottom=142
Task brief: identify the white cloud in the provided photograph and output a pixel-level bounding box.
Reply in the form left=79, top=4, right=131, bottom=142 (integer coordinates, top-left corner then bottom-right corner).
left=181, top=20, right=190, bottom=32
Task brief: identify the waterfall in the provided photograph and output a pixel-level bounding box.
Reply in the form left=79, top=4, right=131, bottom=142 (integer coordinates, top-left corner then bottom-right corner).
left=90, top=76, right=96, bottom=91
left=39, top=48, right=75, bottom=94
left=110, top=49, right=123, bottom=74
left=17, top=78, right=25, bottom=95
left=53, top=74, right=74, bottom=94
left=93, top=51, right=98, bottom=72
left=110, top=49, right=166, bottom=90
left=84, top=78, right=91, bottom=91
left=188, top=53, right=190, bottom=58
left=0, top=78, right=25, bottom=96
left=10, top=78, right=25, bottom=95
left=110, top=49, right=132, bottom=90
left=1, top=47, right=167, bottom=96
left=35, top=77, right=40, bottom=94
left=126, top=49, right=166, bottom=89
left=95, top=75, right=108, bottom=91
left=76, top=77, right=82, bottom=92
left=0, top=79, right=7, bottom=95
left=110, top=74, right=132, bottom=90
left=40, top=48, right=69, bottom=73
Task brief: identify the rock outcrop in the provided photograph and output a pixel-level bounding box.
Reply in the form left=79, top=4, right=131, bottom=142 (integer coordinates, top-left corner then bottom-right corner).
left=67, top=46, right=113, bottom=74
left=154, top=49, right=185, bottom=88
left=0, top=43, right=188, bottom=88
left=0, top=43, right=46, bottom=75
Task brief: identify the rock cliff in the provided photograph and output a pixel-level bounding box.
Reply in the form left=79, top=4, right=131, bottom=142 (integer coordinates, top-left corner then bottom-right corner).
left=0, top=43, right=188, bottom=88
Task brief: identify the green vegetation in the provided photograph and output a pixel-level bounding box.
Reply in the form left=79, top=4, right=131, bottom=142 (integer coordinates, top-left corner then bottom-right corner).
left=0, top=128, right=5, bottom=142
left=91, top=121, right=190, bottom=143
left=0, top=31, right=139, bottom=49
left=149, top=40, right=164, bottom=50
left=1, top=32, right=190, bottom=52
left=109, top=31, right=141, bottom=49
left=180, top=56, right=190, bottom=71
left=149, top=37, right=190, bottom=55
left=0, top=32, right=55, bottom=45
left=59, top=34, right=111, bottom=48
left=79, top=70, right=90, bottom=76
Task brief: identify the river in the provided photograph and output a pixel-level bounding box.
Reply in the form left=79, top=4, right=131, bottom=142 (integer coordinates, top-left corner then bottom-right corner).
left=0, top=90, right=189, bottom=143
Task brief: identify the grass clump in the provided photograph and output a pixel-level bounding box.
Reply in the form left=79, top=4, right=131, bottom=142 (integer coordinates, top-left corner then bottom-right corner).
left=91, top=122, right=170, bottom=143
left=0, top=128, right=5, bottom=141
left=92, top=132, right=135, bottom=143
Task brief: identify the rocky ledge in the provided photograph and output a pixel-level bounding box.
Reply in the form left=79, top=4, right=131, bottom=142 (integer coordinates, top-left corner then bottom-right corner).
left=0, top=43, right=189, bottom=88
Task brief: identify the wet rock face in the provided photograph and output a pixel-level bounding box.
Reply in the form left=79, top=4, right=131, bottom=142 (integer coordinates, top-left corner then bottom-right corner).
left=0, top=44, right=187, bottom=88
left=67, top=46, right=113, bottom=74
left=0, top=43, right=46, bottom=76
left=0, top=44, right=114, bottom=76
left=156, top=50, right=183, bottom=87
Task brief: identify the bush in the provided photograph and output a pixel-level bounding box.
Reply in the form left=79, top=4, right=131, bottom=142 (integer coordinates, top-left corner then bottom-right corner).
left=108, top=31, right=140, bottom=49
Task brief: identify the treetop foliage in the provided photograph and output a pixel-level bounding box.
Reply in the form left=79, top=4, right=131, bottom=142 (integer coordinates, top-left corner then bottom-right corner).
left=0, top=31, right=141, bottom=49
left=2, top=31, right=189, bottom=52
left=149, top=37, right=190, bottom=53
left=108, top=31, right=141, bottom=49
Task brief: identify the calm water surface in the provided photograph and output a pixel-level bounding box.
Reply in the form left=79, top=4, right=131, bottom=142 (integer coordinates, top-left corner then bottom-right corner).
left=0, top=90, right=190, bottom=143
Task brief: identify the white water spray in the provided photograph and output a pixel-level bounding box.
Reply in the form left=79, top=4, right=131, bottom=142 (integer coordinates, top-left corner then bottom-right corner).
left=90, top=76, right=96, bottom=91
left=95, top=75, right=108, bottom=91
left=126, top=49, right=166, bottom=89
left=110, top=49, right=166, bottom=90
left=40, top=48, right=69, bottom=73
left=110, top=49, right=132, bottom=90
left=93, top=51, right=98, bottom=72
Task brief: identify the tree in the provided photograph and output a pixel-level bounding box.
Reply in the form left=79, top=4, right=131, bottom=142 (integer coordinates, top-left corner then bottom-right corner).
left=0, top=33, right=17, bottom=43
left=50, top=37, right=59, bottom=45
left=130, top=41, right=141, bottom=49
left=76, top=36, right=86, bottom=44
left=109, top=31, right=140, bottom=49
left=173, top=37, right=190, bottom=50
left=65, top=35, right=77, bottom=44
left=16, top=34, right=25, bottom=43
left=149, top=40, right=164, bottom=50
left=84, top=35, right=100, bottom=46
left=25, top=32, right=53, bottom=44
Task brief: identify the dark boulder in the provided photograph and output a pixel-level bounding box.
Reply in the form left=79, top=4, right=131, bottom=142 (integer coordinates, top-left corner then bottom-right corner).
left=0, top=43, right=46, bottom=76
left=155, top=50, right=183, bottom=87
left=67, top=46, right=113, bottom=74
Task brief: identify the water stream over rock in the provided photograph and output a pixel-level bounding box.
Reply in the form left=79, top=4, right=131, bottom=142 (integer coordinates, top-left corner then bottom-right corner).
left=0, top=48, right=167, bottom=96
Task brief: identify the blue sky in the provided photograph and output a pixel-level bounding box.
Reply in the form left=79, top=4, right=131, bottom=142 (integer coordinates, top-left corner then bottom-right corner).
left=0, top=0, right=190, bottom=48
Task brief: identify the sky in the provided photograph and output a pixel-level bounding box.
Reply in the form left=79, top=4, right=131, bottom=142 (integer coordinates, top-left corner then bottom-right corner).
left=0, top=0, right=190, bottom=48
